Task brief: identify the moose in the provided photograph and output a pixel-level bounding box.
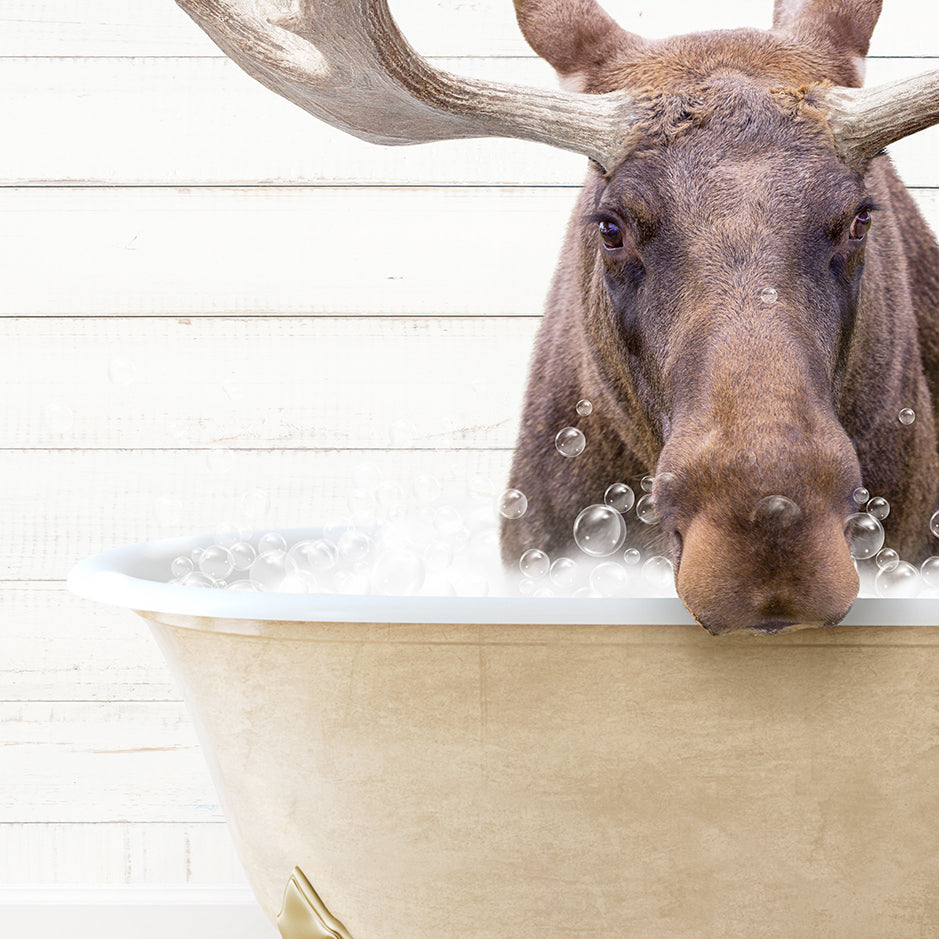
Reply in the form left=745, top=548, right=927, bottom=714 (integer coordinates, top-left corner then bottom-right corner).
left=174, top=0, right=939, bottom=633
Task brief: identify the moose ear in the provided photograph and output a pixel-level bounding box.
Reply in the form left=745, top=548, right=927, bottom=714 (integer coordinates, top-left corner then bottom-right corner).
left=773, top=0, right=883, bottom=64
left=513, top=0, right=640, bottom=91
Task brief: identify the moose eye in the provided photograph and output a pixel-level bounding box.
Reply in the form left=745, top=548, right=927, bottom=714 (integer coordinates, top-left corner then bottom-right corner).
left=849, top=209, right=872, bottom=242
left=598, top=219, right=624, bottom=249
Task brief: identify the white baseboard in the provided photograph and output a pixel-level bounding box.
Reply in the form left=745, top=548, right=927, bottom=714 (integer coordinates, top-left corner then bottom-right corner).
left=0, top=885, right=280, bottom=938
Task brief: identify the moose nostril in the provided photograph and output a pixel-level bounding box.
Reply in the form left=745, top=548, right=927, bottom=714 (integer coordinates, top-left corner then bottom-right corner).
left=750, top=494, right=802, bottom=530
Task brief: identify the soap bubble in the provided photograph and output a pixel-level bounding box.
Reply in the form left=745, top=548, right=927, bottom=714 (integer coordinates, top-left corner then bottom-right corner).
left=642, top=555, right=675, bottom=591
left=604, top=483, right=635, bottom=514
left=853, top=487, right=870, bottom=507
left=921, top=556, right=939, bottom=588
left=931, top=511, right=939, bottom=539
left=875, top=560, right=921, bottom=598
left=198, top=545, right=234, bottom=580
left=866, top=496, right=890, bottom=520
left=899, top=408, right=916, bottom=425
left=212, top=524, right=242, bottom=549
left=171, top=555, right=194, bottom=579
left=760, top=287, right=778, bottom=304
left=519, top=548, right=550, bottom=579
left=844, top=512, right=885, bottom=559
left=338, top=529, right=373, bottom=564
left=635, top=493, right=659, bottom=525
left=287, top=539, right=337, bottom=574
left=548, top=557, right=579, bottom=591
left=107, top=357, right=135, bottom=386
left=230, top=541, right=257, bottom=571
left=576, top=399, right=593, bottom=416
left=205, top=448, right=234, bottom=473
left=875, top=547, right=899, bottom=572
left=181, top=571, right=218, bottom=588
left=640, top=475, right=655, bottom=493
left=751, top=495, right=801, bottom=529
left=278, top=572, right=314, bottom=594
left=226, top=579, right=261, bottom=591
left=248, top=550, right=288, bottom=590
left=498, top=489, right=528, bottom=519
left=555, top=426, right=586, bottom=458
left=190, top=547, right=204, bottom=563
left=623, top=548, right=641, bottom=567
left=573, top=504, right=627, bottom=557
left=371, top=549, right=425, bottom=595
left=258, top=531, right=288, bottom=554
left=589, top=562, right=630, bottom=597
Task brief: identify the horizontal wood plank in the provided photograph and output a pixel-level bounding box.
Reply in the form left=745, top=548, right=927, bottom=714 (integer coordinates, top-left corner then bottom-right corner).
left=0, top=583, right=178, bottom=702
left=3, top=0, right=937, bottom=58
left=0, top=822, right=247, bottom=883
left=4, top=316, right=532, bottom=449
left=4, top=56, right=939, bottom=188
left=0, top=186, right=577, bottom=316
left=3, top=186, right=939, bottom=317
left=0, top=700, right=221, bottom=823
left=0, top=448, right=513, bottom=579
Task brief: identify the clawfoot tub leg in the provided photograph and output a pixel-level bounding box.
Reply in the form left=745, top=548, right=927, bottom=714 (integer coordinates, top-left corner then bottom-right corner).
left=276, top=867, right=355, bottom=939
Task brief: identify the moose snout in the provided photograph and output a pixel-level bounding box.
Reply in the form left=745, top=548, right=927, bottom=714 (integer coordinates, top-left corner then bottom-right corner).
left=656, top=433, right=862, bottom=635
left=673, top=506, right=859, bottom=635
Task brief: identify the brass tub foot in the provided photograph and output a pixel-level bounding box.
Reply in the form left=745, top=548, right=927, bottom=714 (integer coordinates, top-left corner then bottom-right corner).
left=277, top=867, right=354, bottom=939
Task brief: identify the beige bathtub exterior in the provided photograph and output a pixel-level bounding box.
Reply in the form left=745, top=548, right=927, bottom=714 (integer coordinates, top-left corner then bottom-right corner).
left=138, top=612, right=939, bottom=938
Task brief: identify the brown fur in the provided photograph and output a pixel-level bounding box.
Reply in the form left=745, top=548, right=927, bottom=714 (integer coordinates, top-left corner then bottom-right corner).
left=503, top=1, right=939, bottom=633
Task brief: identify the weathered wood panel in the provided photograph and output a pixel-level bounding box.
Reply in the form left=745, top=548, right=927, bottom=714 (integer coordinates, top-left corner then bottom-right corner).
left=0, top=822, right=246, bottom=883
left=3, top=187, right=939, bottom=317
left=0, top=701, right=221, bottom=823
left=3, top=0, right=937, bottom=57
left=0, top=584, right=177, bottom=702
left=4, top=316, right=533, bottom=449
left=0, top=186, right=575, bottom=316
left=1, top=448, right=513, bottom=579
left=5, top=56, right=937, bottom=187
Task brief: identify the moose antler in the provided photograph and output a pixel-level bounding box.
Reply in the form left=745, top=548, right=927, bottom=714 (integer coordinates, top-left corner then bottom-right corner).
left=821, top=70, right=939, bottom=166
left=174, top=0, right=641, bottom=171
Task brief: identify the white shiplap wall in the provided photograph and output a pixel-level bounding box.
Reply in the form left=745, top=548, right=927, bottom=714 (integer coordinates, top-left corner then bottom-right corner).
left=2, top=0, right=938, bottom=916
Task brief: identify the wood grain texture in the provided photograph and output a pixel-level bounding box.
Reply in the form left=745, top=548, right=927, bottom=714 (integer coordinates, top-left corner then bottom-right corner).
left=4, top=56, right=938, bottom=187
left=0, top=823, right=246, bottom=883
left=4, top=0, right=938, bottom=57
left=3, top=186, right=939, bottom=317
left=0, top=186, right=576, bottom=316
left=0, top=700, right=221, bottom=823
left=1, top=584, right=177, bottom=702
left=3, top=316, right=533, bottom=448
left=1, top=448, right=513, bottom=579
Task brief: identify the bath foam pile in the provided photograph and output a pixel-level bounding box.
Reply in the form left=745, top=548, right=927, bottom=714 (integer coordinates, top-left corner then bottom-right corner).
left=167, top=483, right=678, bottom=600
left=168, top=400, right=939, bottom=599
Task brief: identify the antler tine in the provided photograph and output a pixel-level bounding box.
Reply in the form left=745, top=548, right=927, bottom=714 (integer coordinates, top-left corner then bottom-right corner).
left=174, top=0, right=641, bottom=171
left=821, top=69, right=939, bottom=166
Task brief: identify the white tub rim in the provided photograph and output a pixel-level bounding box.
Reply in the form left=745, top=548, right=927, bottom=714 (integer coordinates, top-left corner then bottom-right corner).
left=66, top=528, right=939, bottom=628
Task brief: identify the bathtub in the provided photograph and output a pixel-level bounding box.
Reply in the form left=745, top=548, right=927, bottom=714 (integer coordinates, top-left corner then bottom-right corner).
left=69, top=529, right=939, bottom=938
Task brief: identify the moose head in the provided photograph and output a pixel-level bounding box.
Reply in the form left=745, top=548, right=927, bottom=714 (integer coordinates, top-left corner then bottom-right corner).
left=174, top=0, right=939, bottom=633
